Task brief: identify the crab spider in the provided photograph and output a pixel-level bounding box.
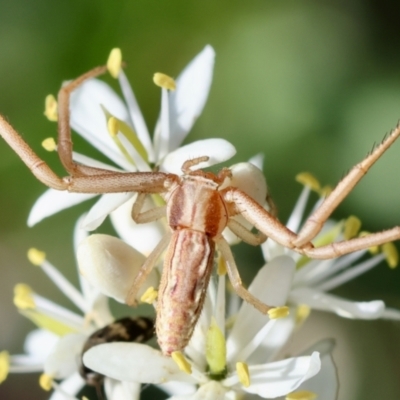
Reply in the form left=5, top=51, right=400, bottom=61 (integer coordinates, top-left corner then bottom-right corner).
left=1, top=65, right=400, bottom=355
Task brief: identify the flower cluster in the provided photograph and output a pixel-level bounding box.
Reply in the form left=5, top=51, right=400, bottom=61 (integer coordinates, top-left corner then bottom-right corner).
left=2, top=45, right=399, bottom=400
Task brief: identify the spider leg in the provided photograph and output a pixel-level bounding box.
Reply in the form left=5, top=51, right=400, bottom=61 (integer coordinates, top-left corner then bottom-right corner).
left=294, top=123, right=400, bottom=247
left=216, top=236, right=273, bottom=314
left=226, top=218, right=267, bottom=246
left=0, top=115, right=66, bottom=190
left=125, top=232, right=171, bottom=306
left=131, top=192, right=166, bottom=223
left=57, top=65, right=117, bottom=177
left=302, top=227, right=400, bottom=259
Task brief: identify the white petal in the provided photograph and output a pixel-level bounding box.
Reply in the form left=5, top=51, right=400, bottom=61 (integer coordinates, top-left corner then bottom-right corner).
left=154, top=45, right=215, bottom=152
left=110, top=194, right=166, bottom=256
left=83, top=342, right=195, bottom=384
left=160, top=139, right=236, bottom=174
left=248, top=153, right=264, bottom=170
left=70, top=78, right=133, bottom=170
left=24, top=329, right=59, bottom=360
left=227, top=256, right=295, bottom=363
left=77, top=234, right=159, bottom=303
left=44, top=333, right=87, bottom=379
left=104, top=377, right=141, bottom=400
left=28, top=189, right=96, bottom=227
left=381, top=307, right=400, bottom=320
left=169, top=381, right=233, bottom=400
left=82, top=192, right=134, bottom=231
left=294, top=340, right=338, bottom=400
left=226, top=353, right=321, bottom=398
left=49, top=372, right=85, bottom=400
left=289, top=287, right=385, bottom=319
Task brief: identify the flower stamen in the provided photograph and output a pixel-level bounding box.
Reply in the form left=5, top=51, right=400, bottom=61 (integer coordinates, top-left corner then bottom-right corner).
left=359, top=231, right=379, bottom=254
left=39, top=373, right=54, bottom=391
left=286, top=390, right=317, bottom=400
left=295, top=172, right=320, bottom=193
left=236, top=362, right=250, bottom=388
left=27, top=248, right=46, bottom=266
left=295, top=304, right=311, bottom=325
left=268, top=306, right=289, bottom=319
left=171, top=351, right=192, bottom=374
left=381, top=242, right=398, bottom=268
left=343, top=215, right=361, bottom=240
left=44, top=94, right=58, bottom=122
left=140, top=287, right=158, bottom=304
left=13, top=284, right=35, bottom=309
left=153, top=73, right=176, bottom=91
left=41, top=137, right=57, bottom=152
left=0, top=351, right=10, bottom=383
left=107, top=48, right=122, bottom=79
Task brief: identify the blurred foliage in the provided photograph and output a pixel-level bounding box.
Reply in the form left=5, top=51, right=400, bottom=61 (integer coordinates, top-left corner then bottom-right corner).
left=1, top=1, right=400, bottom=399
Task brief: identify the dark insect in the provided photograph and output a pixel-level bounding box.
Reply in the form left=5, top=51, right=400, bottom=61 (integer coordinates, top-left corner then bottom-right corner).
left=80, top=316, right=154, bottom=398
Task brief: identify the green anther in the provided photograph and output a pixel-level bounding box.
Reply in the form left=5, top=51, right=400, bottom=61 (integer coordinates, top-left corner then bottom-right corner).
left=206, top=317, right=226, bottom=377
left=343, top=215, right=361, bottom=240
left=102, top=106, right=149, bottom=164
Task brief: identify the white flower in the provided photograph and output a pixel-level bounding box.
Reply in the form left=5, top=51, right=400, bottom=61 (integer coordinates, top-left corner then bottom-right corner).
left=260, top=172, right=400, bottom=321
left=2, top=217, right=149, bottom=400
left=28, top=45, right=236, bottom=256
left=83, top=255, right=331, bottom=399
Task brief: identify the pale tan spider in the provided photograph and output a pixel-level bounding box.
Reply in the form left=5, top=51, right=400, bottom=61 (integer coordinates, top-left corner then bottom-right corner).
left=1, top=65, right=400, bottom=355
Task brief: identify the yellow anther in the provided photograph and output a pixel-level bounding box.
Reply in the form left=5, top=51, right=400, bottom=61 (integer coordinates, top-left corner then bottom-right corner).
left=236, top=362, right=250, bottom=388
left=41, top=137, right=57, bottom=152
left=107, top=116, right=120, bottom=137
left=382, top=242, right=398, bottom=269
left=343, top=215, right=362, bottom=240
left=82, top=397, right=90, bottom=400
left=14, top=284, right=35, bottom=310
left=358, top=231, right=379, bottom=254
left=171, top=351, right=192, bottom=374
left=39, top=373, right=53, bottom=391
left=295, top=304, right=311, bottom=325
left=217, top=253, right=227, bottom=276
left=107, top=48, right=122, bottom=79
left=44, top=94, right=58, bottom=122
left=295, top=172, right=320, bottom=192
left=268, top=306, right=289, bottom=319
left=27, top=248, right=46, bottom=266
left=153, top=73, right=176, bottom=91
left=0, top=351, right=10, bottom=384
left=286, top=390, right=317, bottom=400
left=206, top=318, right=226, bottom=375
left=319, top=185, right=332, bottom=197
left=140, top=287, right=158, bottom=304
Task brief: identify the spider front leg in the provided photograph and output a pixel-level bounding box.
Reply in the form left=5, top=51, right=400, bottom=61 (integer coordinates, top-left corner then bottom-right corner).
left=294, top=122, right=400, bottom=247
left=57, top=65, right=118, bottom=177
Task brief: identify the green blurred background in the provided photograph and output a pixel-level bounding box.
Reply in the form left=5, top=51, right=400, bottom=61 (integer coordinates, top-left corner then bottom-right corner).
left=1, top=1, right=400, bottom=399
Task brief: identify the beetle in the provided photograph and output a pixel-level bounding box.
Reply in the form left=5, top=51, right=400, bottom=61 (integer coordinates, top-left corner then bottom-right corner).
left=80, top=316, right=154, bottom=398
left=1, top=65, right=400, bottom=355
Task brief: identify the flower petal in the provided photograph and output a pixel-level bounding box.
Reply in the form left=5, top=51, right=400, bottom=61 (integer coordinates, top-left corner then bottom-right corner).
left=28, top=189, right=96, bottom=227
left=44, top=333, right=87, bottom=379
left=77, top=234, right=159, bottom=303
left=225, top=352, right=321, bottom=398
left=82, top=192, right=134, bottom=231
left=70, top=78, right=134, bottom=170
left=168, top=381, right=233, bottom=400
left=23, top=329, right=59, bottom=360
left=294, top=340, right=338, bottom=400
left=110, top=194, right=165, bottom=256
left=160, top=139, right=236, bottom=174
left=154, top=45, right=215, bottom=152
left=83, top=342, right=194, bottom=384
left=227, top=256, right=295, bottom=363
left=49, top=372, right=85, bottom=400
left=104, top=377, right=141, bottom=400
left=289, top=287, right=385, bottom=319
